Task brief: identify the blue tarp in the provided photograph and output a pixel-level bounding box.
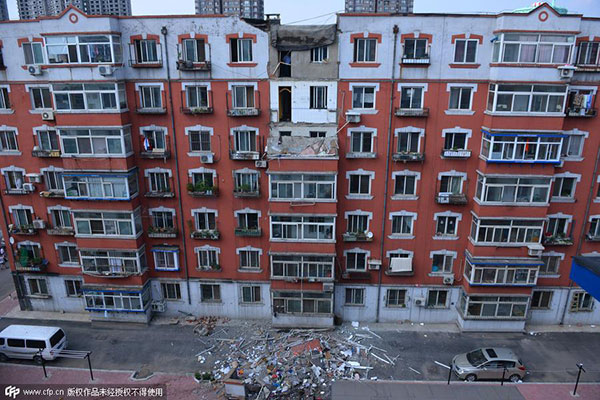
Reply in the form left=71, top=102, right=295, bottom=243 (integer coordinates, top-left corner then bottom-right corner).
left=570, top=257, right=600, bottom=301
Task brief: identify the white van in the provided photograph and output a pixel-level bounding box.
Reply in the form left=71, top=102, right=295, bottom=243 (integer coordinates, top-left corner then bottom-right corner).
left=0, top=325, right=67, bottom=363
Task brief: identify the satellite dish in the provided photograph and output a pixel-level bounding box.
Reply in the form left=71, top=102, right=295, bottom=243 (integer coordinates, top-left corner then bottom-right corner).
left=366, top=231, right=374, bottom=239
left=9, top=237, right=15, bottom=245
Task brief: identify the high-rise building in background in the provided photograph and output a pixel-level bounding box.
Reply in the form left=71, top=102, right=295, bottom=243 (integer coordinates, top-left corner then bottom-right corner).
left=0, top=0, right=9, bottom=21
left=345, top=0, right=413, bottom=13
left=17, top=0, right=131, bottom=20
left=196, top=0, right=264, bottom=19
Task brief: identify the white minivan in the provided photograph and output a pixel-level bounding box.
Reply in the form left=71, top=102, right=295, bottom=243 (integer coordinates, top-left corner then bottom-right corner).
left=0, top=325, right=67, bottom=364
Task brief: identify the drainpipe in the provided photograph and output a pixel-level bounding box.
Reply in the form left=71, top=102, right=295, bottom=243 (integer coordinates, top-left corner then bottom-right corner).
left=162, top=26, right=191, bottom=305
left=559, top=138, right=600, bottom=324
left=375, top=25, right=399, bottom=323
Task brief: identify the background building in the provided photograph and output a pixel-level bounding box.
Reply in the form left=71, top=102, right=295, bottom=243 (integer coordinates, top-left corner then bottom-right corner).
left=345, top=0, right=414, bottom=14
left=17, top=0, right=131, bottom=20
left=195, top=0, right=264, bottom=19
left=0, top=0, right=8, bottom=21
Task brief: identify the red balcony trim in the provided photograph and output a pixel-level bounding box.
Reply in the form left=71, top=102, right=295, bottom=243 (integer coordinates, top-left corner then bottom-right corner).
left=577, top=36, right=600, bottom=44
left=225, top=33, right=257, bottom=44
left=227, top=62, right=258, bottom=68
left=349, top=62, right=381, bottom=68
left=449, top=63, right=481, bottom=69
left=451, top=34, right=483, bottom=44
left=401, top=33, right=433, bottom=42
left=177, top=33, right=209, bottom=44
left=17, top=37, right=44, bottom=47
left=129, top=34, right=160, bottom=44
left=350, top=32, right=382, bottom=44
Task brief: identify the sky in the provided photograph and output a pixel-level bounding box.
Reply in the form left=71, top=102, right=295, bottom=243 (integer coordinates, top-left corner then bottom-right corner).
left=5, top=0, right=600, bottom=21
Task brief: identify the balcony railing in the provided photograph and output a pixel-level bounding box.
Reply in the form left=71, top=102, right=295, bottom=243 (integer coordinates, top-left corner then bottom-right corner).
left=233, top=187, right=260, bottom=198
left=144, top=190, right=175, bottom=198
left=176, top=60, right=211, bottom=71
left=230, top=151, right=260, bottom=161
left=9, top=224, right=38, bottom=235
left=16, top=258, right=48, bottom=272
left=47, top=226, right=75, bottom=236
left=180, top=90, right=214, bottom=115
left=197, top=264, right=221, bottom=272
left=32, top=148, right=61, bottom=158
left=5, top=188, right=34, bottom=195
left=234, top=228, right=262, bottom=237
left=190, top=229, right=220, bottom=240
left=148, top=226, right=177, bottom=238
left=436, top=193, right=468, bottom=205
left=140, top=139, right=171, bottom=159
left=543, top=234, right=573, bottom=246
left=187, top=183, right=218, bottom=197
left=342, top=232, right=373, bottom=242
left=401, top=55, right=430, bottom=65
left=392, top=152, right=424, bottom=162
left=226, top=91, right=261, bottom=117
left=441, top=149, right=471, bottom=159
left=566, top=107, right=597, bottom=118
left=394, top=107, right=429, bottom=117
left=136, top=107, right=167, bottom=115
left=181, top=106, right=214, bottom=114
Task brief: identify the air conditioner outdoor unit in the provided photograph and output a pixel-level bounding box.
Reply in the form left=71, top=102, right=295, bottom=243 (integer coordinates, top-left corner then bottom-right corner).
left=345, top=111, right=361, bottom=123
left=323, top=282, right=334, bottom=292
left=22, top=183, right=35, bottom=192
left=368, top=259, right=381, bottom=270
left=32, top=219, right=46, bottom=229
left=443, top=275, right=455, bottom=285
left=255, top=160, right=268, bottom=168
left=527, top=244, right=545, bottom=257
left=26, top=173, right=43, bottom=183
left=200, top=153, right=214, bottom=164
left=28, top=65, right=42, bottom=75
left=98, top=65, right=114, bottom=76
left=558, top=65, right=576, bottom=79
left=414, top=297, right=426, bottom=307
left=41, top=111, right=55, bottom=121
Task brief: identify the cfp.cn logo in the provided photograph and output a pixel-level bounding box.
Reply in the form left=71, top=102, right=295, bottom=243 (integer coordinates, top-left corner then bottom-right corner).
left=5, top=385, right=21, bottom=399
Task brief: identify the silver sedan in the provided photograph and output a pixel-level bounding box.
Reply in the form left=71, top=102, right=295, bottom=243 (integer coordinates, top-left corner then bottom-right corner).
left=452, top=347, right=526, bottom=382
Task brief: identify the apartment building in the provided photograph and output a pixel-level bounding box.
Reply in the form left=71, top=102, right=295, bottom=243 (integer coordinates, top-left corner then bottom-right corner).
left=0, top=0, right=8, bottom=21
left=0, top=3, right=598, bottom=330
left=195, top=0, right=264, bottom=20
left=17, top=0, right=131, bottom=20
left=345, top=0, right=413, bottom=14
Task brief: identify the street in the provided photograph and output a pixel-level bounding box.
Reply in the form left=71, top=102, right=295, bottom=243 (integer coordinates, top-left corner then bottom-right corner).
left=0, top=317, right=598, bottom=384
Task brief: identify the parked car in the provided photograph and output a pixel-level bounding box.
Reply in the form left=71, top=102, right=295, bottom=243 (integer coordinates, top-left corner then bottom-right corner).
left=452, top=347, right=526, bottom=382
left=0, top=325, right=67, bottom=364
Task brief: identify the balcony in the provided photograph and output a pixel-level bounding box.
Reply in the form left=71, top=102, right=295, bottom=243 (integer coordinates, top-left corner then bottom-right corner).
left=197, top=264, right=221, bottom=272
left=234, top=228, right=262, bottom=237
left=144, top=190, right=175, bottom=198
left=436, top=193, right=468, bottom=205
left=230, top=151, right=260, bottom=161
left=233, top=186, right=260, bottom=198
left=82, top=265, right=141, bottom=278
left=342, top=232, right=373, bottom=242
left=190, top=229, right=220, bottom=240
left=395, top=107, right=429, bottom=117
left=128, top=43, right=163, bottom=68
left=441, top=149, right=471, bottom=159
left=342, top=269, right=371, bottom=279
left=566, top=108, right=597, bottom=118
left=187, top=183, right=218, bottom=198
left=227, top=108, right=260, bottom=117
left=267, top=136, right=338, bottom=159
left=392, top=152, right=424, bottom=162
left=176, top=60, right=211, bottom=71
left=543, top=234, right=573, bottom=246
left=401, top=55, right=430, bottom=65
left=9, top=224, right=38, bottom=236
left=140, top=146, right=170, bottom=159
left=39, top=190, right=65, bottom=199
left=47, top=226, right=75, bottom=236
left=181, top=106, right=213, bottom=115
left=16, top=258, right=48, bottom=273
left=586, top=233, right=600, bottom=242
left=136, top=107, right=167, bottom=115
left=32, top=148, right=61, bottom=158
left=147, top=226, right=177, bottom=238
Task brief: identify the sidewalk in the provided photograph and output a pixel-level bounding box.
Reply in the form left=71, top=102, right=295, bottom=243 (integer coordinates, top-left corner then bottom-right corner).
left=0, top=364, right=220, bottom=400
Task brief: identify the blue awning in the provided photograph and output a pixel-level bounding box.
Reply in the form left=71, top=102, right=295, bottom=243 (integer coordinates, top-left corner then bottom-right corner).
left=570, top=257, right=600, bottom=301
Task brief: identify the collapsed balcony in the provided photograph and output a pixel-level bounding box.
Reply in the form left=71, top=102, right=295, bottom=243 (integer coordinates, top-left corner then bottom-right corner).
left=267, top=136, right=338, bottom=159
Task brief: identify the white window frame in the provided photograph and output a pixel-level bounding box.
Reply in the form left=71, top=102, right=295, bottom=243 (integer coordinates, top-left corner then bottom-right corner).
left=480, top=130, right=563, bottom=163
left=391, top=170, right=421, bottom=200
left=153, top=248, right=179, bottom=271
left=230, top=38, right=253, bottom=63
left=64, top=279, right=83, bottom=297
left=241, top=285, right=262, bottom=303
left=433, top=211, right=462, bottom=238
left=144, top=167, right=172, bottom=194
left=54, top=242, right=79, bottom=267
left=353, top=38, right=377, bottom=63
left=191, top=207, right=218, bottom=231
left=453, top=38, right=478, bottom=64
left=73, top=208, right=141, bottom=239
left=570, top=291, right=594, bottom=312
left=430, top=250, right=457, bottom=274
left=394, top=126, right=424, bottom=154
left=540, top=251, right=564, bottom=275
left=438, top=170, right=467, bottom=195
left=270, top=214, right=336, bottom=242
left=561, top=129, right=588, bottom=160
left=441, top=127, right=472, bottom=150
left=230, top=126, right=258, bottom=153
left=185, top=125, right=213, bottom=154
left=48, top=205, right=72, bottom=230
left=195, top=245, right=220, bottom=270
left=269, top=172, right=336, bottom=202
left=311, top=46, right=328, bottom=63
left=59, top=126, right=133, bottom=158
left=350, top=83, right=379, bottom=111
left=345, top=287, right=365, bottom=306
left=136, top=84, right=163, bottom=110
left=309, top=86, right=328, bottom=110
left=346, top=169, right=375, bottom=199
left=389, top=211, right=417, bottom=239
left=545, top=213, right=572, bottom=238
left=348, top=126, right=377, bottom=156
left=486, top=84, right=568, bottom=115
left=475, top=173, right=552, bottom=205
left=551, top=172, right=581, bottom=202
left=470, top=215, right=545, bottom=246
left=27, top=85, right=53, bottom=110
left=0, top=126, right=19, bottom=154
left=236, top=246, right=262, bottom=270
left=446, top=84, right=477, bottom=114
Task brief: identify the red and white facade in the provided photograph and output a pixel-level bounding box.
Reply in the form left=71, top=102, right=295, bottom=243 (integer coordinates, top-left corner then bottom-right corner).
left=0, top=4, right=599, bottom=330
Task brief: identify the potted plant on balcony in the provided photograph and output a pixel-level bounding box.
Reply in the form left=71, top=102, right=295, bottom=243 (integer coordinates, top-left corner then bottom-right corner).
left=188, top=181, right=217, bottom=196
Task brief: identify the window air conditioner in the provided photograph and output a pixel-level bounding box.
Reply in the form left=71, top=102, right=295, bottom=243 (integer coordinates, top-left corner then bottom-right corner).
left=255, top=160, right=267, bottom=168
left=28, top=65, right=42, bottom=75
left=443, top=275, right=454, bottom=285
left=22, top=183, right=35, bottom=192
left=414, top=297, right=426, bottom=307
left=527, top=244, right=545, bottom=257
left=323, top=282, right=334, bottom=292
left=200, top=153, right=214, bottom=164
left=558, top=65, right=576, bottom=80
left=345, top=111, right=361, bottom=123
left=26, top=173, right=43, bottom=183
left=32, top=219, right=46, bottom=229
left=368, top=259, right=381, bottom=270
left=41, top=111, right=55, bottom=121
left=98, top=65, right=114, bottom=76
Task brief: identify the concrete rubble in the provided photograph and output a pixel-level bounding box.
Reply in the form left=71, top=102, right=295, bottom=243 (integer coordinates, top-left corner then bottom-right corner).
left=190, top=319, right=398, bottom=400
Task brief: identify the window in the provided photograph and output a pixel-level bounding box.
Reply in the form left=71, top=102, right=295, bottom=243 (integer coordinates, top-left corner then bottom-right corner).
left=440, top=175, right=464, bottom=195
left=153, top=249, right=178, bottom=271
left=84, top=285, right=151, bottom=312
left=577, top=42, right=599, bottom=65
left=353, top=38, right=376, bottom=62
left=270, top=173, right=335, bottom=201
left=271, top=215, right=335, bottom=241
left=46, top=35, right=121, bottom=64
left=345, top=288, right=365, bottom=305
left=271, top=254, right=334, bottom=280
left=552, top=177, right=577, bottom=199
left=53, top=83, right=127, bottom=111
left=348, top=173, right=371, bottom=196
left=444, top=131, right=467, bottom=150
left=470, top=216, right=544, bottom=245
left=540, top=255, right=560, bottom=275
left=139, top=86, right=162, bottom=109
left=311, top=46, right=328, bottom=62
left=449, top=87, right=472, bottom=110
left=561, top=134, right=584, bottom=158
left=391, top=214, right=415, bottom=236
left=73, top=209, right=141, bottom=238
left=465, top=260, right=538, bottom=285
left=150, top=210, right=174, bottom=229
left=454, top=39, right=477, bottom=63
left=37, top=129, right=59, bottom=151
left=588, top=217, right=600, bottom=239
left=28, top=278, right=48, bottom=296
left=570, top=292, right=594, bottom=312
left=230, top=38, right=253, bottom=63
left=0, top=88, right=9, bottom=110
left=23, top=42, right=44, bottom=64
left=189, top=130, right=211, bottom=152
left=142, top=129, right=166, bottom=152
left=239, top=249, right=260, bottom=269
left=196, top=247, right=219, bottom=269
left=147, top=171, right=170, bottom=194
left=241, top=286, right=261, bottom=303
left=460, top=293, right=528, bottom=319
left=546, top=217, right=569, bottom=237
left=237, top=211, right=259, bottom=231
left=18, top=242, right=41, bottom=262
left=64, top=171, right=137, bottom=200
left=531, top=291, right=552, bottom=309
left=0, top=130, right=18, bottom=152
left=493, top=33, right=574, bottom=64
left=394, top=173, right=417, bottom=196
left=386, top=289, right=407, bottom=307
left=134, top=39, right=158, bottom=63
left=232, top=86, right=255, bottom=109
left=44, top=170, right=64, bottom=192
left=436, top=215, right=458, bottom=237
left=404, top=38, right=428, bottom=59
left=3, top=169, right=25, bottom=190
left=30, top=87, right=52, bottom=110
left=193, top=211, right=217, bottom=231
left=273, top=291, right=332, bottom=314
left=475, top=174, right=551, bottom=204
left=352, top=86, right=375, bottom=109
left=396, top=131, right=420, bottom=153
left=350, top=130, right=374, bottom=154
left=200, top=284, right=221, bottom=302
left=191, top=171, right=215, bottom=190
left=432, top=253, right=454, bottom=273
left=50, top=208, right=72, bottom=230
left=186, top=86, right=209, bottom=109
left=161, top=283, right=181, bottom=300
left=233, top=130, right=257, bottom=154
left=65, top=279, right=82, bottom=297
left=309, top=131, right=326, bottom=138
left=487, top=84, right=567, bottom=114
left=347, top=213, right=369, bottom=233
left=480, top=132, right=562, bottom=163
left=80, top=248, right=146, bottom=275
left=182, top=38, right=206, bottom=62
left=400, top=87, right=423, bottom=109
left=60, top=127, right=132, bottom=156
left=427, top=290, right=448, bottom=308
left=234, top=171, right=259, bottom=193
left=310, top=86, right=327, bottom=109
left=11, top=208, right=32, bottom=227
left=57, top=244, right=78, bottom=265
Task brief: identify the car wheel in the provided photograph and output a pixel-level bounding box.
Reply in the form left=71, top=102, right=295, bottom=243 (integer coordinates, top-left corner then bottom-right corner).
left=33, top=355, right=43, bottom=365
left=465, top=374, right=477, bottom=382
left=509, top=374, right=521, bottom=383
left=0, top=353, right=8, bottom=362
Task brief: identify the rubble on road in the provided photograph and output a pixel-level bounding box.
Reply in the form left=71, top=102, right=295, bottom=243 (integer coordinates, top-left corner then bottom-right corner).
left=190, top=320, right=396, bottom=400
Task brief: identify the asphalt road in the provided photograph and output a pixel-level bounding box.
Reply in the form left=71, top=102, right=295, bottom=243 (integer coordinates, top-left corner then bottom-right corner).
left=0, top=317, right=599, bottom=384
